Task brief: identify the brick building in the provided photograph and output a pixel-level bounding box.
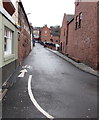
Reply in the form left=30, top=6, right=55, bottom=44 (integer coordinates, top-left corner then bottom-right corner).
left=18, top=1, right=31, bottom=65
left=33, top=27, right=41, bottom=42
left=41, top=25, right=51, bottom=43
left=60, top=1, right=99, bottom=70
left=60, top=14, right=74, bottom=54
left=41, top=25, right=60, bottom=50
left=50, top=26, right=60, bottom=45
left=50, top=35, right=60, bottom=45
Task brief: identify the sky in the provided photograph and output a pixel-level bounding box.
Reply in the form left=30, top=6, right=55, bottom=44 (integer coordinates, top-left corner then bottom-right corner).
left=22, top=0, right=75, bottom=27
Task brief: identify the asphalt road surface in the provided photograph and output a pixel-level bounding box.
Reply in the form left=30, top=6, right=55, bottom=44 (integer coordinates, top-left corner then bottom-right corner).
left=2, top=43, right=97, bottom=119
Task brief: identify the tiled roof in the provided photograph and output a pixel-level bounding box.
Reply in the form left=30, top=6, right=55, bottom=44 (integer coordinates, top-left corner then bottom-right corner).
left=67, top=14, right=74, bottom=23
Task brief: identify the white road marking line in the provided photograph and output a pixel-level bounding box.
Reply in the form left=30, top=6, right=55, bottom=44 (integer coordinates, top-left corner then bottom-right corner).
left=28, top=75, right=54, bottom=119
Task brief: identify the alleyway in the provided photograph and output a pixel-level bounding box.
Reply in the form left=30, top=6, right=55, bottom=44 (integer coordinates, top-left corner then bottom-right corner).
left=3, top=43, right=97, bottom=118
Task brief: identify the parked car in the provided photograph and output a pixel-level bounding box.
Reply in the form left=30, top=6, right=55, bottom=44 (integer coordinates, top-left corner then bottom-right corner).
left=44, top=41, right=47, bottom=47
left=39, top=41, right=44, bottom=45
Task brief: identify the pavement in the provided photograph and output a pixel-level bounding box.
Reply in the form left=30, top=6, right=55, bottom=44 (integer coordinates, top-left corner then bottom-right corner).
left=46, top=48, right=98, bottom=77
left=2, top=43, right=97, bottom=119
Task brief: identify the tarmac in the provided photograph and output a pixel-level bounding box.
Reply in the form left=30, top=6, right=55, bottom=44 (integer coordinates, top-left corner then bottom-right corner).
left=46, top=48, right=99, bottom=77
left=2, top=44, right=97, bottom=118
left=1, top=46, right=98, bottom=101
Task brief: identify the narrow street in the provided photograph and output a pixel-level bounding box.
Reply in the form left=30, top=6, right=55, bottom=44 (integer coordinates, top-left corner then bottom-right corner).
left=3, top=43, right=97, bottom=118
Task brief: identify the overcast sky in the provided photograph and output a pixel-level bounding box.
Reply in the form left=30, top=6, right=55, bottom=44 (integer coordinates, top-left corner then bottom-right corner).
left=22, top=0, right=75, bottom=27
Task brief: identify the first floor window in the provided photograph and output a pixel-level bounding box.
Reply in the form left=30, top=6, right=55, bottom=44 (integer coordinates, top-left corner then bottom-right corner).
left=75, top=15, right=79, bottom=29
left=75, top=12, right=83, bottom=30
left=4, top=27, right=13, bottom=56
left=45, top=30, right=47, bottom=34
left=79, top=12, right=83, bottom=28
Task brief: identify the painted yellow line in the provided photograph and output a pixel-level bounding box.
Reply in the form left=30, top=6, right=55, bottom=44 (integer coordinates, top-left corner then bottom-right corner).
left=28, top=75, right=54, bottom=119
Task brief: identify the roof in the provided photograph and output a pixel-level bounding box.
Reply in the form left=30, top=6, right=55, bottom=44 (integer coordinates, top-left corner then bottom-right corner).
left=50, top=26, right=60, bottom=37
left=51, top=32, right=60, bottom=37
left=67, top=14, right=74, bottom=23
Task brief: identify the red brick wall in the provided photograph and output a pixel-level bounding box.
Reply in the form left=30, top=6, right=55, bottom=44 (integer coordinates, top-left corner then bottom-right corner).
left=18, top=3, right=31, bottom=65
left=67, top=20, right=75, bottom=57
left=51, top=36, right=60, bottom=45
left=60, top=14, right=68, bottom=54
left=67, top=2, right=98, bottom=69
left=41, top=25, right=51, bottom=43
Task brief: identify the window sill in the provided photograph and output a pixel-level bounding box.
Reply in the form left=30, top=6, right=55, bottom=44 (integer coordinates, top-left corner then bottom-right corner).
left=75, top=27, right=81, bottom=30
left=4, top=54, right=15, bottom=62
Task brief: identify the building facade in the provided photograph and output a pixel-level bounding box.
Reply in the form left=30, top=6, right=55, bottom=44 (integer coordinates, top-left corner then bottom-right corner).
left=60, top=14, right=74, bottom=54
left=0, top=0, right=18, bottom=86
left=33, top=27, right=40, bottom=41
left=60, top=1, right=99, bottom=70
left=50, top=35, right=60, bottom=45
left=60, top=14, right=68, bottom=54
left=18, top=1, right=31, bottom=65
left=50, top=26, right=60, bottom=45
left=41, top=25, right=51, bottom=43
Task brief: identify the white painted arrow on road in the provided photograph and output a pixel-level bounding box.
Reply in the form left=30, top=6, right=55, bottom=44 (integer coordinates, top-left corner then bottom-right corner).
left=18, top=69, right=27, bottom=78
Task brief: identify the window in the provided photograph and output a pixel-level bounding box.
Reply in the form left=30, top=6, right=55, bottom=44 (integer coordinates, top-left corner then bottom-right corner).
left=75, top=16, right=79, bottom=29
left=45, top=30, right=47, bottom=34
left=79, top=12, right=82, bottom=28
left=75, top=13, right=83, bottom=30
left=4, top=27, right=13, bottom=56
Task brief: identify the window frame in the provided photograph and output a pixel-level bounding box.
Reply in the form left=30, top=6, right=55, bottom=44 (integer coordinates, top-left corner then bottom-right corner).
left=75, top=12, right=82, bottom=30
left=45, top=30, right=47, bottom=34
left=4, top=26, right=13, bottom=56
left=79, top=12, right=83, bottom=28
left=75, top=15, right=79, bottom=30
